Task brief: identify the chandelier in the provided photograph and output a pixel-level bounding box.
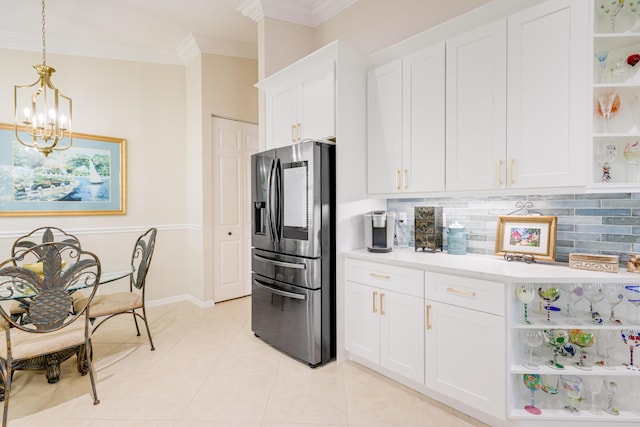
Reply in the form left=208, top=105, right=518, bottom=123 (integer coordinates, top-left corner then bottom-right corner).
left=13, top=0, right=72, bottom=157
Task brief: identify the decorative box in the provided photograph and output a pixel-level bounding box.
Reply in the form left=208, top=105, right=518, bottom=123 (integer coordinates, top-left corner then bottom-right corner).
left=414, top=206, right=443, bottom=252
left=569, top=253, right=619, bottom=273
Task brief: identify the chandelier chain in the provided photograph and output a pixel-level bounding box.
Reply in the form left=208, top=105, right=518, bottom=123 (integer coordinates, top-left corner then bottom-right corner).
left=41, top=0, right=47, bottom=65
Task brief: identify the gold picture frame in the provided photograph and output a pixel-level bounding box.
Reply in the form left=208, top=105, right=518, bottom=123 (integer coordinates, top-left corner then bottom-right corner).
left=0, top=123, right=126, bottom=216
left=495, top=215, right=557, bottom=262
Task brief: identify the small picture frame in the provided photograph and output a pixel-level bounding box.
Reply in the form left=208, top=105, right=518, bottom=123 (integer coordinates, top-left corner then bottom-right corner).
left=495, top=215, right=557, bottom=262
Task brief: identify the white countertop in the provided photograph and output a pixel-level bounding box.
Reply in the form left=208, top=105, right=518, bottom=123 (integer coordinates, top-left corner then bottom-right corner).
left=341, top=249, right=640, bottom=284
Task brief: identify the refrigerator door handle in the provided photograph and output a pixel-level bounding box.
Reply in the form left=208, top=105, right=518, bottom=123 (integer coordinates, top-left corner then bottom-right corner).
left=267, top=159, right=277, bottom=242
left=253, top=253, right=307, bottom=270
left=254, top=278, right=306, bottom=300
left=274, top=159, right=282, bottom=240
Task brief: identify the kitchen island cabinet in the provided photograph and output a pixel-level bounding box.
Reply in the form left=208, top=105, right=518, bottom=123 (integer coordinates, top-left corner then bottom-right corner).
left=342, top=249, right=640, bottom=426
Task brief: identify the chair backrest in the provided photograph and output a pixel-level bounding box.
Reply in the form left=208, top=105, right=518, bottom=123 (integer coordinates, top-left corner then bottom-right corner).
left=12, top=227, right=81, bottom=263
left=131, top=228, right=157, bottom=292
left=0, top=241, right=100, bottom=333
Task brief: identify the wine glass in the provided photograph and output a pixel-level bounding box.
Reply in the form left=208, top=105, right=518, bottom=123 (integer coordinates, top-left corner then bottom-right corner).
left=540, top=374, right=559, bottom=395
left=560, top=375, right=583, bottom=414
left=595, top=50, right=609, bottom=82
left=621, top=328, right=640, bottom=368
left=569, top=329, right=596, bottom=370
left=538, top=287, right=560, bottom=324
left=563, top=283, right=583, bottom=324
left=603, top=284, right=624, bottom=324
left=596, top=329, right=617, bottom=369
left=604, top=381, right=620, bottom=416
left=595, top=142, right=617, bottom=182
left=584, top=283, right=604, bottom=324
left=586, top=376, right=603, bottom=415
left=522, top=330, right=543, bottom=369
left=523, top=374, right=542, bottom=415
left=624, top=141, right=640, bottom=182
left=596, top=89, right=619, bottom=133
left=516, top=283, right=536, bottom=324
left=543, top=329, right=570, bottom=369
left=626, top=284, right=640, bottom=323
left=598, top=0, right=625, bottom=33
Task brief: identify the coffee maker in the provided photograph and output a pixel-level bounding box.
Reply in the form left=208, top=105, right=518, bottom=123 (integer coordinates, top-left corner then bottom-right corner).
left=364, top=211, right=396, bottom=253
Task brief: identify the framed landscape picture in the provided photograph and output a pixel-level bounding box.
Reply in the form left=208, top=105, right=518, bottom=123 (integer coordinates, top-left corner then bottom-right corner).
left=0, top=123, right=126, bottom=216
left=495, top=215, right=557, bottom=262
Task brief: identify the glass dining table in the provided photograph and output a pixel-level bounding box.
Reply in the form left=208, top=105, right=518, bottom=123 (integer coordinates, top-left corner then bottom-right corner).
left=0, top=263, right=134, bottom=399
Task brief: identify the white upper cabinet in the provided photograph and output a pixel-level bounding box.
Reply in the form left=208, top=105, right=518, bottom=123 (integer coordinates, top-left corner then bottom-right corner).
left=367, top=43, right=446, bottom=195
left=265, top=62, right=335, bottom=149
left=507, top=0, right=588, bottom=189
left=445, top=20, right=507, bottom=192
left=446, top=0, right=588, bottom=192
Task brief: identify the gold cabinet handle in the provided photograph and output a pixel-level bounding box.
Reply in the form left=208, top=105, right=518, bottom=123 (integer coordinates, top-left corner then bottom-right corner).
left=380, top=293, right=385, bottom=315
left=297, top=122, right=301, bottom=141
left=497, top=160, right=503, bottom=186
left=509, top=159, right=515, bottom=185
left=369, top=272, right=390, bottom=279
left=403, top=169, right=408, bottom=190
left=395, top=169, right=401, bottom=190
left=426, top=304, right=431, bottom=330
left=373, top=291, right=378, bottom=313
left=446, top=287, right=476, bottom=297
left=291, top=124, right=296, bottom=143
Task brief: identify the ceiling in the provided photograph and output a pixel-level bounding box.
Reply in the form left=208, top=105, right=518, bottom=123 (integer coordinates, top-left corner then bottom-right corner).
left=0, top=0, right=357, bottom=65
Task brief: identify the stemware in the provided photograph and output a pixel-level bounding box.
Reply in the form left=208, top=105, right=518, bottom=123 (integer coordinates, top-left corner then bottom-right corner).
left=598, top=0, right=625, bottom=33
left=604, top=381, right=620, bottom=416
left=584, top=283, right=604, bottom=324
left=603, top=284, right=624, bottom=324
left=563, top=283, right=583, bottom=324
left=621, top=328, right=640, bottom=368
left=543, top=329, right=571, bottom=369
left=516, top=283, right=536, bottom=324
left=595, top=142, right=617, bottom=182
left=569, top=329, right=596, bottom=370
left=596, top=89, right=620, bottom=133
left=523, top=374, right=542, bottom=415
left=538, top=287, right=560, bottom=324
left=522, top=330, right=544, bottom=369
left=586, top=376, right=603, bottom=415
left=595, top=50, right=610, bottom=82
left=626, top=284, right=640, bottom=323
left=560, top=375, right=583, bottom=414
left=596, top=329, right=617, bottom=369
left=624, top=142, right=640, bottom=182
left=540, top=374, right=559, bottom=395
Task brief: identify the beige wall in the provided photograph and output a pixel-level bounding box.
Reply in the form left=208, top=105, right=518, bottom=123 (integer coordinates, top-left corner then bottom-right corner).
left=0, top=48, right=258, bottom=304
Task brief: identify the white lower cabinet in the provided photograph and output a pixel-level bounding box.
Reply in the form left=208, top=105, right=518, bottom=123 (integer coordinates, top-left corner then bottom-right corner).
left=345, top=260, right=424, bottom=383
left=425, top=272, right=506, bottom=420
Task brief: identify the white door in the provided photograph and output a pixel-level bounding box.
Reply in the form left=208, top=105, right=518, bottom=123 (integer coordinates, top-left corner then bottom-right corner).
left=380, top=290, right=424, bottom=383
left=212, top=117, right=258, bottom=302
left=507, top=0, right=588, bottom=188
left=367, top=59, right=403, bottom=194
left=446, top=20, right=507, bottom=191
left=345, top=281, right=380, bottom=364
left=425, top=300, right=505, bottom=420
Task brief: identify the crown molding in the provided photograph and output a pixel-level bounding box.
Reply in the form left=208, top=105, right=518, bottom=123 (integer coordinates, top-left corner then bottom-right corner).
left=238, top=0, right=357, bottom=27
left=178, top=34, right=258, bottom=64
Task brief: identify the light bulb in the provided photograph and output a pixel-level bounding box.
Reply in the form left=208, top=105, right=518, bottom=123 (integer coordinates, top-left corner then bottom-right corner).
left=23, top=107, right=31, bottom=121
left=59, top=115, right=67, bottom=127
left=48, top=108, right=56, bottom=120
left=37, top=113, right=44, bottom=124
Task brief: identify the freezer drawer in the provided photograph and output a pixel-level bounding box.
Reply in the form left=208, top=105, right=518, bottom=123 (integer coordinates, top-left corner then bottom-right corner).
left=251, top=273, right=325, bottom=366
left=252, top=248, right=322, bottom=289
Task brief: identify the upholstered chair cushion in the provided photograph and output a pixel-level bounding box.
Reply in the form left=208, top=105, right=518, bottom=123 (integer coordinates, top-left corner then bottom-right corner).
left=75, top=292, right=143, bottom=318
left=0, top=320, right=85, bottom=360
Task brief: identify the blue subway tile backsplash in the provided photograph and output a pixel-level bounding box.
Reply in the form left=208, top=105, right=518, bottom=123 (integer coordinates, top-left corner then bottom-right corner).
left=387, top=193, right=640, bottom=265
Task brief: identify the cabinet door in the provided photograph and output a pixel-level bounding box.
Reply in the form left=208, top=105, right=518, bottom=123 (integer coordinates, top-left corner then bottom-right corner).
left=507, top=0, right=588, bottom=188
left=425, top=300, right=505, bottom=420
left=403, top=43, right=446, bottom=193
left=446, top=20, right=507, bottom=191
left=299, top=64, right=336, bottom=141
left=212, top=118, right=244, bottom=302
left=367, top=59, right=403, bottom=194
left=345, top=281, right=381, bottom=364
left=380, top=290, right=425, bottom=383
left=267, top=85, right=298, bottom=149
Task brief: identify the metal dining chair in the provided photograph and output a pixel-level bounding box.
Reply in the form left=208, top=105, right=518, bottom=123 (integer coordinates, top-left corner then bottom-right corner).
left=9, top=227, right=83, bottom=324
left=0, top=241, right=102, bottom=426
left=74, top=228, right=157, bottom=350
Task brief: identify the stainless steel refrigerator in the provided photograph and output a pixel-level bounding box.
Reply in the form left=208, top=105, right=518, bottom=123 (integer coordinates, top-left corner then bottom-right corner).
left=250, top=140, right=335, bottom=367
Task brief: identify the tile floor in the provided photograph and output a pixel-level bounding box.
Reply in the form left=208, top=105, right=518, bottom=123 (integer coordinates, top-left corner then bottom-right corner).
left=4, top=297, right=489, bottom=426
